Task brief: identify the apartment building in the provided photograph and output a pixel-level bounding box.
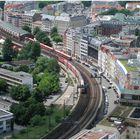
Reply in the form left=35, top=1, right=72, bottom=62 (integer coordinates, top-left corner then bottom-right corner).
left=0, top=68, right=33, bottom=90
left=80, top=35, right=89, bottom=60
left=91, top=1, right=124, bottom=16
left=21, top=11, right=42, bottom=29
left=98, top=37, right=140, bottom=105
left=0, top=109, right=13, bottom=133
left=126, top=2, right=140, bottom=11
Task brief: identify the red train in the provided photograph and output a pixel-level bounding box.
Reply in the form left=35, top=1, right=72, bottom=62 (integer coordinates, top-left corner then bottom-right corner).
left=26, top=37, right=72, bottom=61
left=26, top=37, right=85, bottom=93
left=58, top=57, right=84, bottom=88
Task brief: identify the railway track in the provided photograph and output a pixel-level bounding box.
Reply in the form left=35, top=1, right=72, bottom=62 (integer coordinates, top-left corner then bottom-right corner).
left=43, top=60, right=101, bottom=139
left=5, top=38, right=102, bottom=138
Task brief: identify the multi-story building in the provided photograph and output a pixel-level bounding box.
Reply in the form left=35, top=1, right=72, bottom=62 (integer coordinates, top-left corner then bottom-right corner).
left=0, top=68, right=33, bottom=90
left=4, top=1, right=39, bottom=13
left=41, top=14, right=55, bottom=32
left=126, top=2, right=140, bottom=11
left=91, top=1, right=124, bottom=17
left=0, top=109, right=13, bottom=134
left=98, top=36, right=140, bottom=105
left=72, top=127, right=121, bottom=139
left=0, top=20, right=32, bottom=42
left=54, top=13, right=87, bottom=35
left=21, top=11, right=42, bottom=29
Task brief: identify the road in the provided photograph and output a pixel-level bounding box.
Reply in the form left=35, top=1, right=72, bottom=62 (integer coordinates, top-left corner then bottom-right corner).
left=80, top=61, right=119, bottom=117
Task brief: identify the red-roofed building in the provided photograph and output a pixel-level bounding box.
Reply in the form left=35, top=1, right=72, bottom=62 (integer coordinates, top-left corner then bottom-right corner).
left=126, top=2, right=140, bottom=11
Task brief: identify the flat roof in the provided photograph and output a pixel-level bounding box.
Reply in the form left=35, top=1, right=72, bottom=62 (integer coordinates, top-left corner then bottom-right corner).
left=0, top=68, right=32, bottom=81
left=0, top=20, right=30, bottom=36
left=121, top=88, right=140, bottom=95
left=0, top=109, right=13, bottom=118
left=119, top=59, right=138, bottom=72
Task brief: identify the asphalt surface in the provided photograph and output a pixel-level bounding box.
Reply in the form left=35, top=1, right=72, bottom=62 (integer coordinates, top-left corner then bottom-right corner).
left=79, top=61, right=119, bottom=117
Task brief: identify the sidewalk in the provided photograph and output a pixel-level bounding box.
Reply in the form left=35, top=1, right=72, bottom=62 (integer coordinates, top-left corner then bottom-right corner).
left=53, top=68, right=78, bottom=106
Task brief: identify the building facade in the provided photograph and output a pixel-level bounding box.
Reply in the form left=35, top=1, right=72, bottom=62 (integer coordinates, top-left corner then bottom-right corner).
left=0, top=109, right=13, bottom=134
left=0, top=68, right=33, bottom=90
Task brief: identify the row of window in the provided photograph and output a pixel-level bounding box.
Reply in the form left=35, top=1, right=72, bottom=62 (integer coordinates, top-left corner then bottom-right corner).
left=0, top=73, right=22, bottom=82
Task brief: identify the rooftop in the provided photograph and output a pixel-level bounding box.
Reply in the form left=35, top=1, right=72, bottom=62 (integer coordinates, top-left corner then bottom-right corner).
left=99, top=105, right=133, bottom=127
left=0, top=68, right=32, bottom=81
left=0, top=109, right=13, bottom=119
left=120, top=59, right=138, bottom=72
left=72, top=129, right=109, bottom=139
left=0, top=20, right=30, bottom=36
left=121, top=88, right=140, bottom=95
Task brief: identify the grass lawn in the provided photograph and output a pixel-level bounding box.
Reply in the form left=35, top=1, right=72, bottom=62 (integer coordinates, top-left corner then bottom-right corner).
left=11, top=105, right=71, bottom=139
left=120, top=60, right=138, bottom=72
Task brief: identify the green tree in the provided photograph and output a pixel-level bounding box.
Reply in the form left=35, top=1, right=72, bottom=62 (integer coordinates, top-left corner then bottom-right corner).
left=50, top=27, right=58, bottom=37
left=0, top=1, right=5, bottom=9
left=17, top=42, right=32, bottom=60
left=35, top=56, right=49, bottom=72
left=118, top=1, right=127, bottom=7
left=81, top=1, right=91, bottom=7
left=42, top=36, right=51, bottom=45
left=0, top=79, right=7, bottom=93
left=10, top=85, right=31, bottom=101
left=10, top=103, right=28, bottom=125
left=22, top=25, right=31, bottom=33
left=10, top=97, right=46, bottom=126
left=29, top=115, right=44, bottom=126
left=2, top=38, right=13, bottom=61
left=52, top=35, right=63, bottom=43
left=38, top=1, right=62, bottom=9
left=35, top=31, right=46, bottom=42
left=135, top=28, right=140, bottom=36
left=17, top=65, right=29, bottom=72
left=32, top=88, right=44, bottom=102
left=51, top=27, right=58, bottom=33
left=30, top=41, right=41, bottom=60
left=33, top=27, right=41, bottom=35
left=100, top=8, right=132, bottom=16
left=46, top=58, right=60, bottom=74
left=39, top=72, right=60, bottom=96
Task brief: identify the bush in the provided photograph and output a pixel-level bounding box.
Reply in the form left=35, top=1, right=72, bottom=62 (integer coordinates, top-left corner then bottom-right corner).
left=30, top=115, right=43, bottom=126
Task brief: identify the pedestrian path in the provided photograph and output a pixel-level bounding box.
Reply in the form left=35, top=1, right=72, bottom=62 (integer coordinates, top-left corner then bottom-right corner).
left=53, top=67, right=79, bottom=106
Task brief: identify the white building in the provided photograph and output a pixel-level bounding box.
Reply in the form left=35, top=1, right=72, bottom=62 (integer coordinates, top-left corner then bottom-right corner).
left=0, top=109, right=13, bottom=133
left=80, top=35, right=88, bottom=60
left=98, top=44, right=128, bottom=94
left=55, top=14, right=70, bottom=35
left=0, top=68, right=33, bottom=90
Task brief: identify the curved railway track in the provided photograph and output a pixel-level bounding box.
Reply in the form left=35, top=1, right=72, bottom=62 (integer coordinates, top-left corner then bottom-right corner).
left=43, top=60, right=101, bottom=139
left=1, top=35, right=102, bottom=138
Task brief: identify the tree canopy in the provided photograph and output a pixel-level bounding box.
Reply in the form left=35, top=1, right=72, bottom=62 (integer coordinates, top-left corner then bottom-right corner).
left=2, top=38, right=13, bottom=61
left=33, top=27, right=41, bottom=36
left=18, top=41, right=41, bottom=61
left=10, top=85, right=31, bottom=101
left=22, top=25, right=31, bottom=33
left=100, top=8, right=132, bottom=16
left=50, top=27, right=63, bottom=43
left=0, top=1, right=5, bottom=9
left=38, top=72, right=60, bottom=96
left=0, top=79, right=7, bottom=93
left=10, top=98, right=46, bottom=125
left=81, top=1, right=91, bottom=7
left=38, top=1, right=62, bottom=9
